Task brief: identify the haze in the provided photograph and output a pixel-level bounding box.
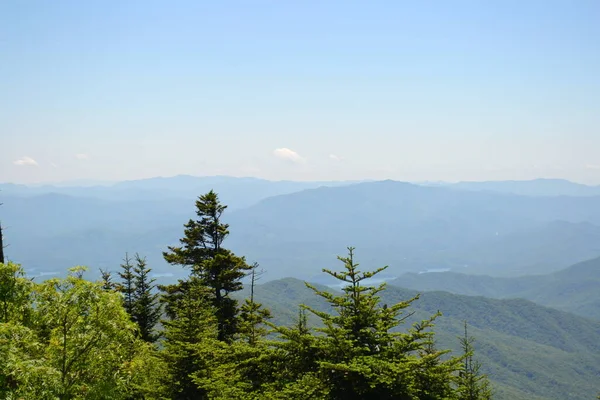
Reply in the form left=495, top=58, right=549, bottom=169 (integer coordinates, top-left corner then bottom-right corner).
left=2, top=1, right=599, bottom=185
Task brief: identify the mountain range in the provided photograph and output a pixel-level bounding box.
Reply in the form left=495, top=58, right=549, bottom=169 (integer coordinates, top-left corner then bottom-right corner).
left=3, top=175, right=600, bottom=399
left=2, top=176, right=600, bottom=281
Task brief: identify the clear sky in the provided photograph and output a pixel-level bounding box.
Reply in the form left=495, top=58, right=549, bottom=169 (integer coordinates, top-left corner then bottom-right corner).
left=1, top=0, right=599, bottom=184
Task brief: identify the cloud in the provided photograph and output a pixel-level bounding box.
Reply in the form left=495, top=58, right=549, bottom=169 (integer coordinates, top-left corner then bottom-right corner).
left=75, top=153, right=89, bottom=160
left=13, top=156, right=38, bottom=166
left=273, top=148, right=306, bottom=163
left=50, top=162, right=58, bottom=168
left=329, top=154, right=343, bottom=162
left=586, top=164, right=600, bottom=170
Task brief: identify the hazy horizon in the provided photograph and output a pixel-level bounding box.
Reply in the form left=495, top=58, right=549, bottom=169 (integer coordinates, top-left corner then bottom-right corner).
left=2, top=174, right=600, bottom=188
left=3, top=1, right=599, bottom=185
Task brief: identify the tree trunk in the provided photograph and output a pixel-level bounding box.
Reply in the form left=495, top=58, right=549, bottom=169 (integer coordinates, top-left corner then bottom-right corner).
left=0, top=223, right=5, bottom=264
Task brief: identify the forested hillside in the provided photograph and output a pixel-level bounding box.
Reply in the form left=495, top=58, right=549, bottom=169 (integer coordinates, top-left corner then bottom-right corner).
left=391, top=256, right=600, bottom=320
left=240, top=278, right=600, bottom=400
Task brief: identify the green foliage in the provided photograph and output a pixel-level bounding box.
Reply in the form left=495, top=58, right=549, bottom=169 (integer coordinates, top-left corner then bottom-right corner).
left=237, top=265, right=272, bottom=346
left=0, top=262, right=34, bottom=324
left=244, top=275, right=600, bottom=400
left=163, top=190, right=252, bottom=342
left=267, top=248, right=461, bottom=400
left=99, top=268, right=117, bottom=291
left=392, top=256, right=600, bottom=321
left=456, top=322, right=492, bottom=400
left=160, top=277, right=217, bottom=399
left=0, top=265, right=166, bottom=399
left=118, top=252, right=135, bottom=316
left=132, top=253, right=162, bottom=342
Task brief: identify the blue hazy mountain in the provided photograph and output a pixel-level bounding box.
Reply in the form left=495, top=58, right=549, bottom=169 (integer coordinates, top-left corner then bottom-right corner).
left=3, top=178, right=600, bottom=281
left=449, top=178, right=600, bottom=197
left=0, top=175, right=360, bottom=210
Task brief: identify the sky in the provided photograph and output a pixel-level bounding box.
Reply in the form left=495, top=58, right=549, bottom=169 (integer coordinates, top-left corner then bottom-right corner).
left=1, top=0, right=599, bottom=185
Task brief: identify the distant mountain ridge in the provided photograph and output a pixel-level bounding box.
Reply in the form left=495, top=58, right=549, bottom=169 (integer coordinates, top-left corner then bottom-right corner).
left=0, top=175, right=361, bottom=209
left=3, top=178, right=600, bottom=280
left=226, top=180, right=600, bottom=279
left=390, top=256, right=600, bottom=320
left=448, top=178, right=600, bottom=197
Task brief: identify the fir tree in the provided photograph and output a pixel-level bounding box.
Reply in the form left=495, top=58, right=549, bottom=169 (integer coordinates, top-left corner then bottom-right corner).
left=160, top=277, right=217, bottom=400
left=118, top=253, right=135, bottom=316
left=193, top=264, right=275, bottom=399
left=163, top=190, right=252, bottom=342
left=456, top=322, right=493, bottom=400
left=132, top=254, right=162, bottom=343
left=297, top=247, right=459, bottom=400
left=238, top=264, right=272, bottom=346
left=99, top=268, right=116, bottom=291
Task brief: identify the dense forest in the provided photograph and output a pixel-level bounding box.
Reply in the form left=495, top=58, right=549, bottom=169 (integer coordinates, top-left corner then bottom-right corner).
left=0, top=191, right=496, bottom=399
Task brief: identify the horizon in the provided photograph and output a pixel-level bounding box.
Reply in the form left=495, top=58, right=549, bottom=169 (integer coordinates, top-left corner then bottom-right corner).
left=2, top=174, right=599, bottom=188
left=3, top=1, right=599, bottom=184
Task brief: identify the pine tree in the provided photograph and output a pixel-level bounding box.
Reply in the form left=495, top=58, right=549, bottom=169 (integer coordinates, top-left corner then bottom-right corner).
left=456, top=321, right=493, bottom=400
left=131, top=254, right=162, bottom=343
left=118, top=253, right=135, bottom=316
left=163, top=190, right=252, bottom=342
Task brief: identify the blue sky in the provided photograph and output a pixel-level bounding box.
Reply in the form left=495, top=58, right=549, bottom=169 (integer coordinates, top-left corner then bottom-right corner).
left=2, top=0, right=599, bottom=184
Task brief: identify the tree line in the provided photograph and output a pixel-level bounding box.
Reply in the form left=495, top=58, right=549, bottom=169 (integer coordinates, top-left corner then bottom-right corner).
left=1, top=190, right=493, bottom=399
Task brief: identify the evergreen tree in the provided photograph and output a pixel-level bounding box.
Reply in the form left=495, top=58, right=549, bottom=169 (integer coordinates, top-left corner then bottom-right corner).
left=163, top=190, right=252, bottom=342
left=456, top=322, right=493, bottom=400
left=99, top=268, right=116, bottom=291
left=132, top=253, right=162, bottom=342
left=160, top=277, right=217, bottom=400
left=118, top=253, right=136, bottom=317
left=264, top=308, right=325, bottom=399
left=238, top=264, right=272, bottom=346
left=290, top=247, right=459, bottom=400
left=193, top=265, right=275, bottom=399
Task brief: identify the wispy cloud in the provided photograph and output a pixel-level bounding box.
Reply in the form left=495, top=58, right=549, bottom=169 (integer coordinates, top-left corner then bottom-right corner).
left=75, top=153, right=89, bottom=160
left=13, top=156, right=39, bottom=166
left=586, top=164, right=600, bottom=170
left=273, top=148, right=306, bottom=163
left=50, top=162, right=58, bottom=168
left=329, top=154, right=343, bottom=162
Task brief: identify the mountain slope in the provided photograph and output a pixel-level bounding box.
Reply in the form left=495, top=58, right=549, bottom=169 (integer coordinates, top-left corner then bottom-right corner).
left=227, top=180, right=600, bottom=279
left=449, top=178, right=600, bottom=197
left=239, top=278, right=600, bottom=400
left=391, top=256, right=600, bottom=320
